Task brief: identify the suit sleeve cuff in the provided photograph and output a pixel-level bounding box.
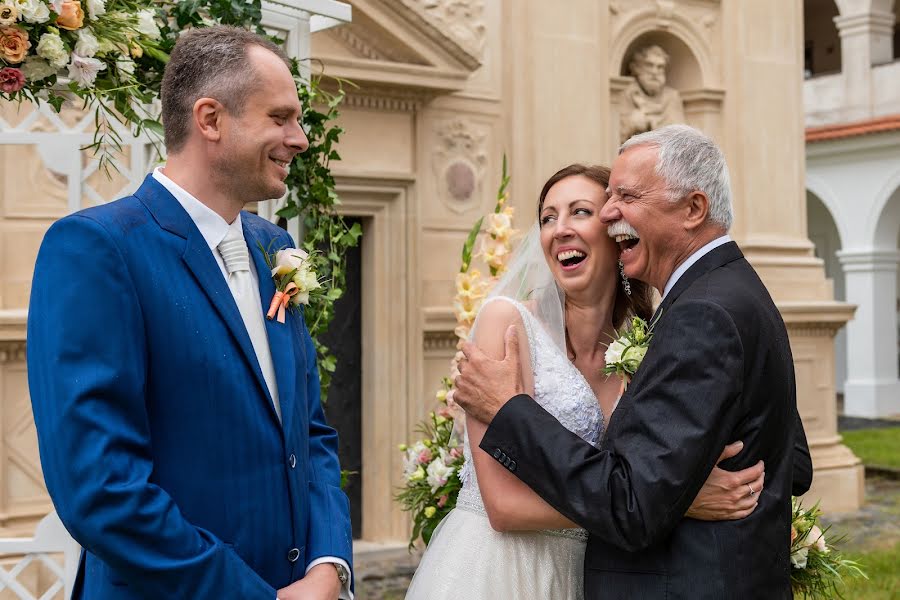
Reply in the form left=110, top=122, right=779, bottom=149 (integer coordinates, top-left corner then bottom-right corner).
left=305, top=557, right=353, bottom=600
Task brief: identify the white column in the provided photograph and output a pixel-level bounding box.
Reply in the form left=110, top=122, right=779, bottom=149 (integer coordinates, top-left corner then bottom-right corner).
left=838, top=248, right=900, bottom=417
left=833, top=4, right=895, bottom=120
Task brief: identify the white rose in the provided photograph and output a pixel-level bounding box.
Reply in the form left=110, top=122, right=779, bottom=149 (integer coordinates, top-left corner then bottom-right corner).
left=790, top=547, right=808, bottom=569
left=604, top=337, right=628, bottom=365
left=67, top=53, right=106, bottom=88
left=426, top=456, right=454, bottom=492
left=74, top=28, right=99, bottom=57
left=85, top=0, right=104, bottom=20
left=36, top=33, right=68, bottom=69
left=21, top=55, right=57, bottom=81
left=16, top=0, right=50, bottom=23
left=135, top=9, right=160, bottom=39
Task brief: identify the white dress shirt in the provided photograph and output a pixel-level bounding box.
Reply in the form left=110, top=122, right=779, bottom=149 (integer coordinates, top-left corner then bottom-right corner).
left=661, top=235, right=732, bottom=301
left=151, top=167, right=353, bottom=599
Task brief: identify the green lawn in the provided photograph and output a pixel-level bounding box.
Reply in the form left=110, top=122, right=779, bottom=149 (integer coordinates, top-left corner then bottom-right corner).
left=838, top=542, right=900, bottom=599
left=841, top=427, right=900, bottom=470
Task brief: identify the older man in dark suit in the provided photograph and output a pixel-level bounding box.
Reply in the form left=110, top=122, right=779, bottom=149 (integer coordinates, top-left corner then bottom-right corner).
left=454, top=124, right=811, bottom=599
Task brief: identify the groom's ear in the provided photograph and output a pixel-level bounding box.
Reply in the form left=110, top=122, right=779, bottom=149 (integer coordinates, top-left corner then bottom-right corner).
left=193, top=97, right=225, bottom=143
left=683, top=190, right=710, bottom=231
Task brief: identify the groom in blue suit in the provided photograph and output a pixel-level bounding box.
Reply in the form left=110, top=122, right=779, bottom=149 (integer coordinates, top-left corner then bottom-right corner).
left=26, top=27, right=352, bottom=599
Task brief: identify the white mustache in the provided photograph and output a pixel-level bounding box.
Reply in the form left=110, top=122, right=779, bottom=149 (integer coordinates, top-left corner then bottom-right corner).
left=607, top=221, right=638, bottom=238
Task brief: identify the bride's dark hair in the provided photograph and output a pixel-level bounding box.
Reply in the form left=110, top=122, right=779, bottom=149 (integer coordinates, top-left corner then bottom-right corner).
left=538, top=164, right=655, bottom=328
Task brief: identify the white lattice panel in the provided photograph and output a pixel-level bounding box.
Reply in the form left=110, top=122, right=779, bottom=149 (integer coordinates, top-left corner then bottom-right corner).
left=0, top=512, right=79, bottom=600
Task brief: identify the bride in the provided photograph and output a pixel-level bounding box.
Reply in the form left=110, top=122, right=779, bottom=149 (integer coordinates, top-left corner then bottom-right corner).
left=405, top=164, right=765, bottom=599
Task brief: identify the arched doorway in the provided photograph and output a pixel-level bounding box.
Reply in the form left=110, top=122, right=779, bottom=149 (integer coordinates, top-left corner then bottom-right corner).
left=803, top=0, right=842, bottom=78
left=807, top=189, right=847, bottom=399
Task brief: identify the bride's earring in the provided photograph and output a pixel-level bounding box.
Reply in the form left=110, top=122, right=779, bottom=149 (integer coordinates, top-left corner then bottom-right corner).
left=619, top=260, right=632, bottom=296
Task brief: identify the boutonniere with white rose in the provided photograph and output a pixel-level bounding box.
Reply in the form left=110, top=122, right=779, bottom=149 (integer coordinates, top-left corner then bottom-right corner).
left=258, top=241, right=322, bottom=323
left=602, top=313, right=659, bottom=390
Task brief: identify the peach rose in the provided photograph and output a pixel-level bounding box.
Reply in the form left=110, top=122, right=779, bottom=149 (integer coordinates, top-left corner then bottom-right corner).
left=56, top=0, right=84, bottom=30
left=0, top=26, right=30, bottom=64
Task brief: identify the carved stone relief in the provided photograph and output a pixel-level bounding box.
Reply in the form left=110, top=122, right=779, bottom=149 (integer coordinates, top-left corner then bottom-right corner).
left=403, top=0, right=486, bottom=59
left=431, top=118, right=487, bottom=214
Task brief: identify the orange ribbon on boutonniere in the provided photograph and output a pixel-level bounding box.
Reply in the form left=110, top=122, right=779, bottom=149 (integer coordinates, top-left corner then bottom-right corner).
left=257, top=239, right=323, bottom=324
left=267, top=281, right=299, bottom=323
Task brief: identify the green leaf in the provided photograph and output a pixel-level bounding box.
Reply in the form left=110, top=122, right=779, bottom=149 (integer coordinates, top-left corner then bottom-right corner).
left=460, top=216, right=484, bottom=273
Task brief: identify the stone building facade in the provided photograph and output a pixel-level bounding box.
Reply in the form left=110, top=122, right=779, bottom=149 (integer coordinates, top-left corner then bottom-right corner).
left=0, top=0, right=870, bottom=595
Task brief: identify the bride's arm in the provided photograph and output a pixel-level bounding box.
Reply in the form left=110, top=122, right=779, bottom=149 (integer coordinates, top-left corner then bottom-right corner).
left=466, top=300, right=578, bottom=532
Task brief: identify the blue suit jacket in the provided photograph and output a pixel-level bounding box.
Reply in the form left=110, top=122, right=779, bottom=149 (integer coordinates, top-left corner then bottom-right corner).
left=27, top=175, right=352, bottom=599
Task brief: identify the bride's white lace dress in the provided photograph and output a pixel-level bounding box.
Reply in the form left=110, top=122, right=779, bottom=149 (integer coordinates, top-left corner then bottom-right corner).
left=405, top=297, right=604, bottom=600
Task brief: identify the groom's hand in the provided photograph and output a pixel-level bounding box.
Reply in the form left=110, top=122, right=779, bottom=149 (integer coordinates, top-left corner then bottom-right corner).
left=277, top=563, right=341, bottom=600
left=686, top=441, right=766, bottom=521
left=453, top=325, right=524, bottom=423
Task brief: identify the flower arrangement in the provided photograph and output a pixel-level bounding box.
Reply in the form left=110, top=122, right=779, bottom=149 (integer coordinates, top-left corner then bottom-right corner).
left=602, top=313, right=658, bottom=390
left=790, top=499, right=866, bottom=598
left=0, top=0, right=169, bottom=171
left=396, top=156, right=516, bottom=548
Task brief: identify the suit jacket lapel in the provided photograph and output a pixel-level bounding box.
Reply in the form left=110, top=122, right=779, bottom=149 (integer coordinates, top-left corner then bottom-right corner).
left=134, top=176, right=278, bottom=416
left=651, top=241, right=744, bottom=323
left=243, top=218, right=297, bottom=434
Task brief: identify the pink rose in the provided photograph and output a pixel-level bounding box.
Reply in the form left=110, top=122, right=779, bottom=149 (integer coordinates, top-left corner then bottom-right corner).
left=417, top=449, right=433, bottom=464
left=449, top=447, right=462, bottom=459
left=0, top=67, right=25, bottom=93
left=437, top=494, right=449, bottom=508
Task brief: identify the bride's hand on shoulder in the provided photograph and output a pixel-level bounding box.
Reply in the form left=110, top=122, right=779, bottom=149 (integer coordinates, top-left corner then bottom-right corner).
left=685, top=441, right=765, bottom=521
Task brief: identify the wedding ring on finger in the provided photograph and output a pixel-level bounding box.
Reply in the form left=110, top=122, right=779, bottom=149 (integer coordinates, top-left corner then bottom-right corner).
left=747, top=483, right=756, bottom=498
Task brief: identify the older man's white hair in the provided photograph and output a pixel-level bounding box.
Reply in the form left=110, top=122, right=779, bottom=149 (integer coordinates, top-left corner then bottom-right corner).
left=619, top=124, right=733, bottom=230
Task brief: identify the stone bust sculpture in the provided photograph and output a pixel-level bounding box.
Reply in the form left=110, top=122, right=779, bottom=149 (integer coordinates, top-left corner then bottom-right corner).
left=620, top=44, right=685, bottom=143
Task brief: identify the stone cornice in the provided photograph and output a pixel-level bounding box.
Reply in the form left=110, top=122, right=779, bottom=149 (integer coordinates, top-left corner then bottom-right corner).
left=423, top=331, right=458, bottom=352
left=0, top=309, right=26, bottom=342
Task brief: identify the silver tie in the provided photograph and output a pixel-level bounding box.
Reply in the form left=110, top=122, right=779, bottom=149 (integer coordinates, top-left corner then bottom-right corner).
left=217, top=224, right=281, bottom=421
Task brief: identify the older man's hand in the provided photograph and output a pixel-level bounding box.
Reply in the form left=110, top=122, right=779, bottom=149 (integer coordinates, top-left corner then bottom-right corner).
left=452, top=325, right=524, bottom=423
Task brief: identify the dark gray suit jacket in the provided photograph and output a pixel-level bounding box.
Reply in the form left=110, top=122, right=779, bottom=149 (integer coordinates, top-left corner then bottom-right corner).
left=481, top=242, right=810, bottom=599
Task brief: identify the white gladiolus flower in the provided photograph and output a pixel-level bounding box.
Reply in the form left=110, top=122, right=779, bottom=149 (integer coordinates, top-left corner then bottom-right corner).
left=85, top=0, right=104, bottom=20
left=67, top=53, right=106, bottom=88
left=136, top=10, right=160, bottom=39
left=74, top=28, right=99, bottom=57
left=36, top=33, right=68, bottom=68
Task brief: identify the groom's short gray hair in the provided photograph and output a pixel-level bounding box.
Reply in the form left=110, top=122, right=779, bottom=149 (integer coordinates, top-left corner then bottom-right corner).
left=619, top=124, right=734, bottom=231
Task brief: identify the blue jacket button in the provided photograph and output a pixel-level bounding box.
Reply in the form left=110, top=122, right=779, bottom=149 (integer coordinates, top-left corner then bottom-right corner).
left=287, top=548, right=300, bottom=563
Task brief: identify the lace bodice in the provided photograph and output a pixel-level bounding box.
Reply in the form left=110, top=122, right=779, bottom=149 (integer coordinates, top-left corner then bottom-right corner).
left=456, top=297, right=604, bottom=539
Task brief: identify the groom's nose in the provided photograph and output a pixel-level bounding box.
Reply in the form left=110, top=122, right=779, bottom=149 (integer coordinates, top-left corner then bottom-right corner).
left=599, top=198, right=620, bottom=224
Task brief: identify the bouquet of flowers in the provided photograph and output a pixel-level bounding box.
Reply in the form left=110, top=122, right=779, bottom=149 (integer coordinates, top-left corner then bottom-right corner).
left=790, top=499, right=866, bottom=598
left=602, top=313, right=658, bottom=389
left=394, top=380, right=464, bottom=548
left=396, top=157, right=516, bottom=548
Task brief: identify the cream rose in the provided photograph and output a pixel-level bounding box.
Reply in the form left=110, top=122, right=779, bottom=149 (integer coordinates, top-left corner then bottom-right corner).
left=0, top=26, right=30, bottom=64
left=604, top=338, right=627, bottom=365
left=271, top=247, right=309, bottom=277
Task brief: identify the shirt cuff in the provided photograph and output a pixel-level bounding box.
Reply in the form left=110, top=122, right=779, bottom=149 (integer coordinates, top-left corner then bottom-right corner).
left=306, top=556, right=353, bottom=600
